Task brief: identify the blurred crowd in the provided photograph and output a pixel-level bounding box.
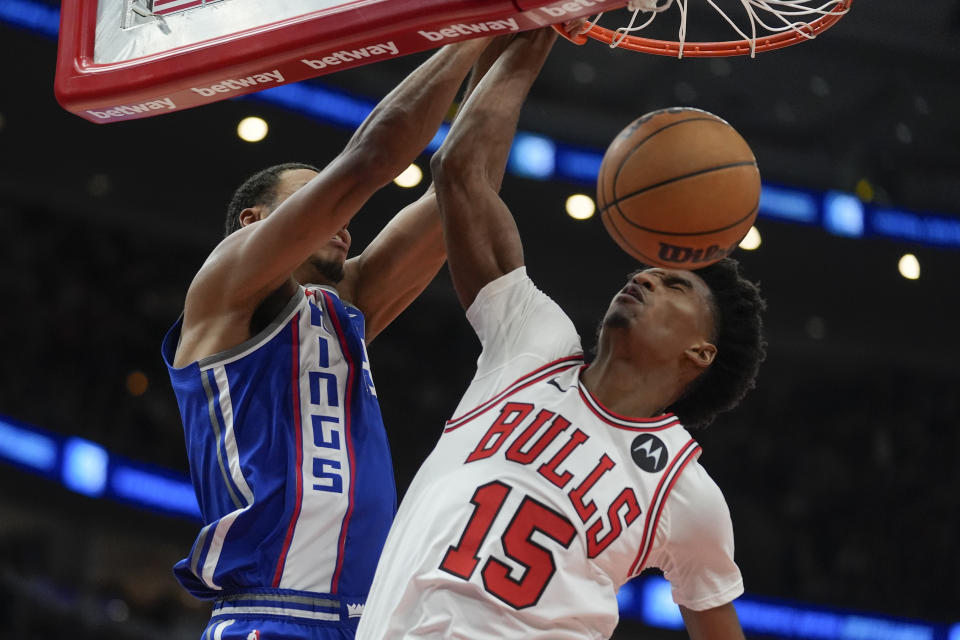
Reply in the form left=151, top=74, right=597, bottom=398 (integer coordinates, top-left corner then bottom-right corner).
left=1, top=201, right=957, bottom=638
left=706, top=366, right=960, bottom=620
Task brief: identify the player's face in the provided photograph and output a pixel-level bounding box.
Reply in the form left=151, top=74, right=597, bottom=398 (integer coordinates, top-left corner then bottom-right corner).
left=601, top=267, right=716, bottom=363
left=270, top=168, right=353, bottom=265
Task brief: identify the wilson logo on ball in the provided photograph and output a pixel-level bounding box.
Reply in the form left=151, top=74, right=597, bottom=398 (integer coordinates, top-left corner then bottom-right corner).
left=657, top=242, right=739, bottom=265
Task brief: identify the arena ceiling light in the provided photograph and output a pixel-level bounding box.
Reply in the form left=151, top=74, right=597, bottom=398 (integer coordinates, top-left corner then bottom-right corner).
left=565, top=194, right=595, bottom=220
left=739, top=226, right=762, bottom=250
left=393, top=164, right=423, bottom=188
left=898, top=253, right=920, bottom=280
left=237, top=116, right=269, bottom=142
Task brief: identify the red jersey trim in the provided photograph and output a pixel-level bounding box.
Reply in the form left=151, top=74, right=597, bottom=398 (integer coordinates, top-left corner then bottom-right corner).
left=577, top=370, right=679, bottom=431
left=444, top=355, right=584, bottom=433
left=628, top=439, right=702, bottom=577
left=321, top=290, right=358, bottom=593
left=272, top=313, right=304, bottom=587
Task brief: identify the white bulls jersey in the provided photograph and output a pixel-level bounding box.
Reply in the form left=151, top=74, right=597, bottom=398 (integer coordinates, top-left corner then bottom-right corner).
left=358, top=268, right=743, bottom=639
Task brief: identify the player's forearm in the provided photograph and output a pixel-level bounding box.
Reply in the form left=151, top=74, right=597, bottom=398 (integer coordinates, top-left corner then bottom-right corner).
left=435, top=30, right=557, bottom=186
left=454, top=36, right=515, bottom=191
left=344, top=39, right=489, bottom=181
left=680, top=603, right=746, bottom=640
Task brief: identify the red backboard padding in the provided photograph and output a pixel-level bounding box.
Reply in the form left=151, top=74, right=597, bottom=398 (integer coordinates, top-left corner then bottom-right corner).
left=56, top=0, right=624, bottom=123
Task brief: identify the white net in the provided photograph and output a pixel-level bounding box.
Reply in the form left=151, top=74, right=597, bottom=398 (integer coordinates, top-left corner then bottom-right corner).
left=593, top=0, right=850, bottom=58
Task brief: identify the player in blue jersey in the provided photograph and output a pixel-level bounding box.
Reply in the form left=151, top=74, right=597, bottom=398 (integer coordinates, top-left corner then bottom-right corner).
left=161, top=38, right=502, bottom=640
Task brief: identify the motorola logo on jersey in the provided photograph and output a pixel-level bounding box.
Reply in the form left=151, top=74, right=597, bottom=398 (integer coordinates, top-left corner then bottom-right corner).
left=631, top=434, right=668, bottom=472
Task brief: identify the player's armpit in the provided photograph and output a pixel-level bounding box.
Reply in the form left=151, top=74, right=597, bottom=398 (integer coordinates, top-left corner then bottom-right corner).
left=342, top=188, right=446, bottom=343
left=680, top=602, right=746, bottom=640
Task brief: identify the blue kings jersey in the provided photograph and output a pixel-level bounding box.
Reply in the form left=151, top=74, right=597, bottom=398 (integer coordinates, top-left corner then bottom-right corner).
left=161, top=284, right=396, bottom=612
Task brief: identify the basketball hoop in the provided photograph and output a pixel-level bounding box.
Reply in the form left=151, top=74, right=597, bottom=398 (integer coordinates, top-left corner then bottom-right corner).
left=55, top=0, right=634, bottom=123
left=556, top=0, right=852, bottom=58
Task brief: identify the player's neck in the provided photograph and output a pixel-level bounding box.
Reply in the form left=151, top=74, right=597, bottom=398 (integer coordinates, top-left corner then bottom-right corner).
left=581, top=354, right=680, bottom=419
left=293, top=262, right=340, bottom=291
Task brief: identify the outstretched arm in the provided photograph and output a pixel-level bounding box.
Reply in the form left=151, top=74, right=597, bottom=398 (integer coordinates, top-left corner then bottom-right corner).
left=342, top=37, right=516, bottom=343
left=183, top=39, right=489, bottom=334
left=681, top=603, right=746, bottom=640
left=430, top=29, right=558, bottom=310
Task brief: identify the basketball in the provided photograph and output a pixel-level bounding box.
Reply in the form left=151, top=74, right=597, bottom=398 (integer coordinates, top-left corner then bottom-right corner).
left=597, top=107, right=761, bottom=269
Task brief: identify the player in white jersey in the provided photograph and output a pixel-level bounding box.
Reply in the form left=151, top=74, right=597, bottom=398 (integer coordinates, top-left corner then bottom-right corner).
left=358, top=29, right=766, bottom=640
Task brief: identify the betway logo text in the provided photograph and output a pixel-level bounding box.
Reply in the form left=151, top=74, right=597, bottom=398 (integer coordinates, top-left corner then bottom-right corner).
left=540, top=0, right=610, bottom=17
left=302, top=41, right=399, bottom=70
left=419, top=18, right=518, bottom=42
left=191, top=70, right=285, bottom=97
left=86, top=97, right=176, bottom=120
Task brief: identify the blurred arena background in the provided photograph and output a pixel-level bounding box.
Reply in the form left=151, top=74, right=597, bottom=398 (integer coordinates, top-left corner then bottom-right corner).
left=1, top=1, right=958, bottom=638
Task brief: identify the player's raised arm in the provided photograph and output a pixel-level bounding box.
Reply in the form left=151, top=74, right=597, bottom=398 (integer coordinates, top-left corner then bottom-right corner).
left=430, top=29, right=558, bottom=310
left=185, top=38, right=490, bottom=323
left=341, top=37, right=516, bottom=343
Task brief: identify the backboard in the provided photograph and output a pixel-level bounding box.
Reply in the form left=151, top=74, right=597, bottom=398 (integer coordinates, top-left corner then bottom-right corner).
left=55, top=0, right=629, bottom=124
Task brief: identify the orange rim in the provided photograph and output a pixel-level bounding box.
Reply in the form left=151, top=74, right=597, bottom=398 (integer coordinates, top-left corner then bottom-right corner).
left=560, top=0, right=851, bottom=57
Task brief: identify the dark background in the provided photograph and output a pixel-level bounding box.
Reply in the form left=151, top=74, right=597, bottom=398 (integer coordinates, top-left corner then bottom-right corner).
left=1, top=1, right=958, bottom=637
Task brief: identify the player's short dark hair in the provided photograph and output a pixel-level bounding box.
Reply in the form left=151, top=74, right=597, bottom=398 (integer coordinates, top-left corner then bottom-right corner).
left=224, top=163, right=319, bottom=237
left=669, top=257, right=767, bottom=429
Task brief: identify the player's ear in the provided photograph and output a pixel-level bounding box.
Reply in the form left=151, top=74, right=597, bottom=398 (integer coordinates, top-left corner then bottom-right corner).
left=684, top=341, right=716, bottom=370
left=239, top=205, right=266, bottom=228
